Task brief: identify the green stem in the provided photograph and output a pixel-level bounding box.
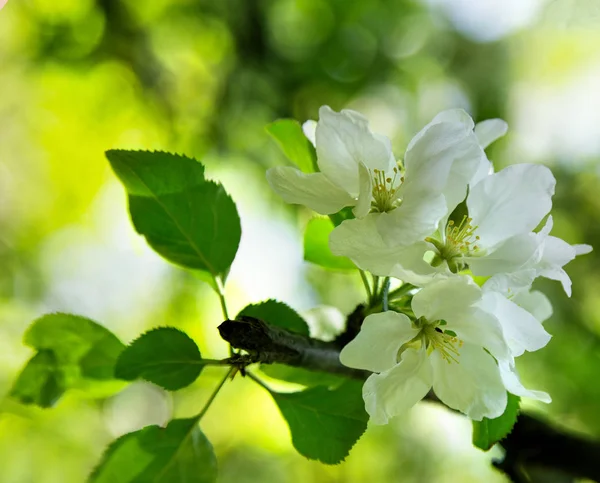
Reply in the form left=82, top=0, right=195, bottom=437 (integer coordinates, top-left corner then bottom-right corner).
left=359, top=270, right=372, bottom=300
left=214, top=276, right=230, bottom=320
left=197, top=366, right=236, bottom=422
left=387, top=283, right=416, bottom=300
left=371, top=275, right=380, bottom=303
left=201, top=358, right=231, bottom=366
left=213, top=275, right=233, bottom=355
left=246, top=371, right=274, bottom=393
left=382, top=277, right=391, bottom=311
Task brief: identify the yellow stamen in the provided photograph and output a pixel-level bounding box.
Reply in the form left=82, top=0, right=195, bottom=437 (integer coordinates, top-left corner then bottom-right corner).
left=370, top=167, right=402, bottom=213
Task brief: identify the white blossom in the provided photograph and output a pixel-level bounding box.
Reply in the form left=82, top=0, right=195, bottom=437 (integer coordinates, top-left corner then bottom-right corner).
left=340, top=277, right=550, bottom=423
left=267, top=106, right=488, bottom=246
left=329, top=161, right=591, bottom=294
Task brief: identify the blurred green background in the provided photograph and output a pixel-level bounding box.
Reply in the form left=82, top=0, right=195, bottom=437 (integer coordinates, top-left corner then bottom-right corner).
left=1, top=0, right=599, bottom=482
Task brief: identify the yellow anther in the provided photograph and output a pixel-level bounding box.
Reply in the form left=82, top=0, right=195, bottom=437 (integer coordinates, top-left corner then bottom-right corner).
left=422, top=323, right=462, bottom=364
left=370, top=166, right=403, bottom=213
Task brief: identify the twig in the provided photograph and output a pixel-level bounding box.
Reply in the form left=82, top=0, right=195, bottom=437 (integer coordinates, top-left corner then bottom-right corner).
left=218, top=310, right=600, bottom=482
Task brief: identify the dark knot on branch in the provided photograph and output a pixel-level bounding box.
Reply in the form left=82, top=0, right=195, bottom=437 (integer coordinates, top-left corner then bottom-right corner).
left=218, top=316, right=370, bottom=379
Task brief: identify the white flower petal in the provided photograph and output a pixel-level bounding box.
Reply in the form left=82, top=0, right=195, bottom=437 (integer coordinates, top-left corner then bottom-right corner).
left=329, top=217, right=447, bottom=282
left=532, top=219, right=591, bottom=296
left=474, top=119, right=508, bottom=149
left=470, top=158, right=494, bottom=187
left=404, top=120, right=481, bottom=196
left=542, top=235, right=577, bottom=268
left=541, top=266, right=573, bottom=297
left=537, top=236, right=579, bottom=296
left=353, top=162, right=373, bottom=218
left=467, top=232, right=542, bottom=276
left=448, top=307, right=512, bottom=363
left=480, top=291, right=551, bottom=357
left=302, top=120, right=317, bottom=147
left=376, top=189, right=447, bottom=247
left=512, top=290, right=553, bottom=323
left=498, top=361, right=551, bottom=403
left=340, top=312, right=419, bottom=373
left=441, top=136, right=488, bottom=214
left=363, top=348, right=433, bottom=425
left=407, top=109, right=475, bottom=152
left=575, top=244, right=593, bottom=255
left=266, top=166, right=354, bottom=214
left=431, top=343, right=507, bottom=420
left=482, top=270, right=537, bottom=298
left=467, top=164, right=556, bottom=248
left=539, top=213, right=554, bottom=236
left=386, top=243, right=452, bottom=286
left=329, top=216, right=404, bottom=276
left=431, top=109, right=476, bottom=128
left=315, top=106, right=395, bottom=195
left=404, top=116, right=485, bottom=214
left=411, top=276, right=481, bottom=322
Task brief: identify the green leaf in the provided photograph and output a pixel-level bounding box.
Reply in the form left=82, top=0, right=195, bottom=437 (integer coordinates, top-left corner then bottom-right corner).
left=266, top=119, right=316, bottom=173
left=106, top=150, right=241, bottom=279
left=237, top=300, right=309, bottom=336
left=10, top=313, right=125, bottom=407
left=304, top=218, right=355, bottom=270
left=106, top=150, right=206, bottom=196
left=271, top=380, right=368, bottom=464
left=11, top=350, right=63, bottom=407
left=115, top=328, right=205, bottom=391
left=328, top=206, right=355, bottom=227
left=472, top=393, right=521, bottom=450
left=90, top=418, right=217, bottom=483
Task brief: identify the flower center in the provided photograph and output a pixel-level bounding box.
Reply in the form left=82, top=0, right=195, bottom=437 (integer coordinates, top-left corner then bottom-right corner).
left=398, top=318, right=464, bottom=364
left=425, top=215, right=480, bottom=273
left=422, top=324, right=463, bottom=363
left=370, top=167, right=402, bottom=213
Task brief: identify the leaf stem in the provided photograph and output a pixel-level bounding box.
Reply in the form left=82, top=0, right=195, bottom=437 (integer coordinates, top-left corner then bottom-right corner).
left=201, top=359, right=231, bottom=366
left=371, top=275, right=380, bottom=304
left=246, top=371, right=274, bottom=393
left=197, top=366, right=236, bottom=422
left=214, top=276, right=230, bottom=320
left=387, top=283, right=416, bottom=301
left=382, top=277, right=391, bottom=311
left=359, top=270, right=372, bottom=301
left=213, top=275, right=234, bottom=356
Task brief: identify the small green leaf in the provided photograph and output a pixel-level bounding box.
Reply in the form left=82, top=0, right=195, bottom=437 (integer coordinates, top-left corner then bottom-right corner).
left=304, top=218, right=355, bottom=270
left=115, top=328, right=205, bottom=391
left=10, top=313, right=125, bottom=407
left=237, top=300, right=309, bottom=336
left=472, top=393, right=521, bottom=450
left=11, top=350, right=63, bottom=408
left=271, top=380, right=368, bottom=464
left=106, top=150, right=241, bottom=279
left=90, top=418, right=217, bottom=483
left=266, top=119, right=316, bottom=173
left=328, top=206, right=355, bottom=227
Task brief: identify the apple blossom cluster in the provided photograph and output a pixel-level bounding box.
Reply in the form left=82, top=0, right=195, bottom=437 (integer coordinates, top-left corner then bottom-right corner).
left=266, top=106, right=592, bottom=422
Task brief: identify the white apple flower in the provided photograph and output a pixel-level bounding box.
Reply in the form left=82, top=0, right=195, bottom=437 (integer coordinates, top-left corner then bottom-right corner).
left=480, top=276, right=553, bottom=404
left=340, top=277, right=550, bottom=423
left=267, top=106, right=489, bottom=246
left=457, top=214, right=591, bottom=297
left=329, top=163, right=565, bottom=286
left=520, top=216, right=592, bottom=296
